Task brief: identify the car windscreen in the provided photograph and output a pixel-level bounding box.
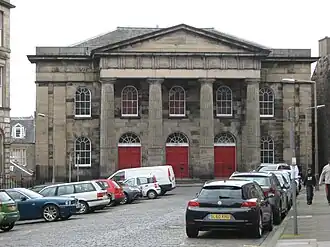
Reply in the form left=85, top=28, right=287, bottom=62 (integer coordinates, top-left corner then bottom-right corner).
left=232, top=175, right=270, bottom=186
left=198, top=186, right=243, bottom=200
left=0, top=191, right=13, bottom=202
left=275, top=175, right=285, bottom=185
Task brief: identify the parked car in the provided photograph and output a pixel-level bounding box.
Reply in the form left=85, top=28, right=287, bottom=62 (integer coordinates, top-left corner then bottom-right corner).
left=0, top=190, right=20, bottom=231
left=109, top=165, right=176, bottom=195
left=5, top=188, right=77, bottom=222
left=230, top=172, right=287, bottom=225
left=92, top=179, right=116, bottom=206
left=29, top=183, right=61, bottom=193
left=269, top=171, right=293, bottom=210
left=117, top=181, right=142, bottom=204
left=38, top=181, right=110, bottom=214
left=124, top=176, right=161, bottom=199
left=185, top=179, right=273, bottom=238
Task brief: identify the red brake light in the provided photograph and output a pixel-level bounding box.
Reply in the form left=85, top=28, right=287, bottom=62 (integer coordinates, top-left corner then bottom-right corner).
left=188, top=201, right=199, bottom=207
left=97, top=192, right=105, bottom=198
left=168, top=168, right=172, bottom=182
left=264, top=187, right=276, bottom=197
left=241, top=201, right=257, bottom=208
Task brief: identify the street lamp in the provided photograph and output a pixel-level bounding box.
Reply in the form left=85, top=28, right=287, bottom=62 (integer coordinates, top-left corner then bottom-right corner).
left=282, top=78, right=320, bottom=188
left=37, top=113, right=56, bottom=183
left=304, top=105, right=325, bottom=179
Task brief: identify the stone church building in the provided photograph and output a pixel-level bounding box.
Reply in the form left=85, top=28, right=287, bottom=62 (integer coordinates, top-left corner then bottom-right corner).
left=28, top=24, right=317, bottom=181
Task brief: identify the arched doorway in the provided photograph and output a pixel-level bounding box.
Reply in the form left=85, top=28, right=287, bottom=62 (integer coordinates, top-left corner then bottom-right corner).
left=165, top=132, right=189, bottom=178
left=118, top=132, right=141, bottom=169
left=214, top=132, right=236, bottom=177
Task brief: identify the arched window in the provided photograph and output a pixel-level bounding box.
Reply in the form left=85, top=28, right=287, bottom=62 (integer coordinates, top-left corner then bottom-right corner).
left=260, top=136, right=274, bottom=164
left=214, top=132, right=236, bottom=146
left=11, top=123, right=25, bottom=139
left=121, top=86, right=138, bottom=117
left=166, top=132, right=189, bottom=146
left=118, top=132, right=141, bottom=147
left=259, top=87, right=274, bottom=117
left=216, top=86, right=233, bottom=116
left=169, top=86, right=186, bottom=117
left=74, top=137, right=91, bottom=167
left=75, top=87, right=91, bottom=117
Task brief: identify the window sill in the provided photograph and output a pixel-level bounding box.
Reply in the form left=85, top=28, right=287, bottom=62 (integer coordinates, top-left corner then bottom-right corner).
left=74, top=116, right=92, bottom=120
left=74, top=164, right=91, bottom=168
left=260, top=115, right=275, bottom=119
left=216, top=114, right=233, bottom=118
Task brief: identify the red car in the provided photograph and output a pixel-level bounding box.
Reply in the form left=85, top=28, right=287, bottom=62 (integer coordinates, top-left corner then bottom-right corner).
left=94, top=179, right=125, bottom=206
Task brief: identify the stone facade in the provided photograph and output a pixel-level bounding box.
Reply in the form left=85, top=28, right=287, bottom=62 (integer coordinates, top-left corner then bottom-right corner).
left=0, top=0, right=15, bottom=185
left=312, top=37, right=330, bottom=170
left=28, top=24, right=317, bottom=181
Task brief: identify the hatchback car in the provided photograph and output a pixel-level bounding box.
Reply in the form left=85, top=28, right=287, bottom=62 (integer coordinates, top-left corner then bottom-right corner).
left=230, top=172, right=287, bottom=224
left=124, top=176, right=161, bottom=199
left=0, top=190, right=20, bottom=232
left=185, top=180, right=273, bottom=238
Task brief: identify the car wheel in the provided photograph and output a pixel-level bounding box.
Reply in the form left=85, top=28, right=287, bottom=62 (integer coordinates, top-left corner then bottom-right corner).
left=186, top=226, right=199, bottom=238
left=251, top=213, right=263, bottom=238
left=42, top=204, right=59, bottom=222
left=120, top=193, right=129, bottom=205
left=147, top=190, right=158, bottom=199
left=273, top=207, right=282, bottom=225
left=0, top=223, right=15, bottom=232
left=78, top=201, right=89, bottom=214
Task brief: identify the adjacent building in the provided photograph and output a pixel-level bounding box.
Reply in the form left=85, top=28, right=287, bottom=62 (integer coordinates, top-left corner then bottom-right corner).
left=0, top=0, right=15, bottom=185
left=28, top=24, right=317, bottom=182
left=312, top=37, right=330, bottom=169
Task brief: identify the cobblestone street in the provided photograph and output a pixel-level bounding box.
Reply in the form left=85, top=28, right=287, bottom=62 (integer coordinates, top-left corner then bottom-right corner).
left=0, top=186, right=275, bottom=247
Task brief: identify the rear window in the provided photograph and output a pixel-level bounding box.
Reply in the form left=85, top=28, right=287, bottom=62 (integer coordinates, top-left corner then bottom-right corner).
left=198, top=186, right=243, bottom=200
left=96, top=181, right=108, bottom=189
left=112, top=181, right=121, bottom=188
left=278, top=165, right=290, bottom=170
left=0, top=191, right=13, bottom=202
left=232, top=175, right=270, bottom=186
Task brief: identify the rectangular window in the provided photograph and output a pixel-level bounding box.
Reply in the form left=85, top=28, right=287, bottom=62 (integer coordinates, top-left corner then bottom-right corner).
left=0, top=11, right=3, bottom=47
left=10, top=148, right=27, bottom=166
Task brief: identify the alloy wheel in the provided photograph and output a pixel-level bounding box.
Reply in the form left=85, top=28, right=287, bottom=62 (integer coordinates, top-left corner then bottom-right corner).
left=43, top=205, right=58, bottom=222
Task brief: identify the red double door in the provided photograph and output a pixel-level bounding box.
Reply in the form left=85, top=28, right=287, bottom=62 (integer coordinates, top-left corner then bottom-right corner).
left=118, top=146, right=141, bottom=169
left=165, top=146, right=189, bottom=178
left=214, top=145, right=236, bottom=178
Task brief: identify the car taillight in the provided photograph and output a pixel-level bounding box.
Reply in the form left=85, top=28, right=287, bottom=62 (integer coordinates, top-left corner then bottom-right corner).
left=264, top=187, right=276, bottom=197
left=154, top=183, right=158, bottom=188
left=188, top=201, right=199, bottom=207
left=97, top=192, right=105, bottom=198
left=168, top=168, right=171, bottom=181
left=241, top=201, right=257, bottom=208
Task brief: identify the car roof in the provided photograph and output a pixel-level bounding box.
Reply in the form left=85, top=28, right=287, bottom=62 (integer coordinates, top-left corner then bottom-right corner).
left=204, top=179, right=253, bottom=187
left=231, top=172, right=272, bottom=177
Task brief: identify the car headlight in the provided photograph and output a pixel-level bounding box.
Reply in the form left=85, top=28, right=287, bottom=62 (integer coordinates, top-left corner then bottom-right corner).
left=65, top=201, right=70, bottom=205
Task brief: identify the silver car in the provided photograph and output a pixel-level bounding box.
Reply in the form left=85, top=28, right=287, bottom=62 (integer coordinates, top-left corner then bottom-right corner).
left=270, top=171, right=293, bottom=210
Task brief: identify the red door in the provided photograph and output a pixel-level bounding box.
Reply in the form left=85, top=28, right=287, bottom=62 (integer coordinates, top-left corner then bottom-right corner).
left=118, top=147, right=141, bottom=169
left=214, top=146, right=236, bottom=178
left=166, top=146, right=189, bottom=178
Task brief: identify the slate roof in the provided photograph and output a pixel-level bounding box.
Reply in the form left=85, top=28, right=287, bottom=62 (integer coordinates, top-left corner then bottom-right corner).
left=72, top=25, right=270, bottom=50
left=11, top=116, right=35, bottom=144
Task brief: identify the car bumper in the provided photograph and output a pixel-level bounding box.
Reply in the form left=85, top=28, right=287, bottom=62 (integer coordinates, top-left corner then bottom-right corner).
left=88, top=199, right=111, bottom=208
left=128, top=191, right=141, bottom=201
left=0, top=212, right=20, bottom=224
left=59, top=205, right=77, bottom=216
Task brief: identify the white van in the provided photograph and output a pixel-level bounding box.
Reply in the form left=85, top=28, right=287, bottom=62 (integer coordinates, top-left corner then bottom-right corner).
left=108, top=165, right=176, bottom=195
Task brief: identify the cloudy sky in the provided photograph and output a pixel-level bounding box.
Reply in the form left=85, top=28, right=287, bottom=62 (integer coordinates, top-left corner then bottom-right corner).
left=10, top=0, right=328, bottom=116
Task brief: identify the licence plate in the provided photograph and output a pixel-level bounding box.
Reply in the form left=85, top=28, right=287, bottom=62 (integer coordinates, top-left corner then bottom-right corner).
left=209, top=214, right=231, bottom=220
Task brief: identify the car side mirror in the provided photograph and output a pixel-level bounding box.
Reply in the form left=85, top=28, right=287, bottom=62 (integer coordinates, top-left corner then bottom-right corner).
left=20, top=196, right=27, bottom=201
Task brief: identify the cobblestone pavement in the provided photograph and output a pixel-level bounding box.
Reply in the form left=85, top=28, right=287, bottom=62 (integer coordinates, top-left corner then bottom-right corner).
left=0, top=186, right=274, bottom=247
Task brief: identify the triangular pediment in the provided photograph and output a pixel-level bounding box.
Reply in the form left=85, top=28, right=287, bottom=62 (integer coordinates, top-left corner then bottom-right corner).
left=92, top=24, right=271, bottom=55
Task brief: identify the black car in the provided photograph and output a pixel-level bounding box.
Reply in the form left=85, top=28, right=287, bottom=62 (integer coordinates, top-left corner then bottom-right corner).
left=230, top=172, right=287, bottom=225
left=185, top=179, right=273, bottom=239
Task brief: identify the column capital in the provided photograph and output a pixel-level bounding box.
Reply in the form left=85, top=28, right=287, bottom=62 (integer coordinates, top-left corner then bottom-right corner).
left=198, top=78, right=216, bottom=84
left=147, top=78, right=164, bottom=84
left=99, top=77, right=116, bottom=84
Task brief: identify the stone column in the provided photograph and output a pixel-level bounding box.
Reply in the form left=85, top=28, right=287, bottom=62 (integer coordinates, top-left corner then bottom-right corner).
left=242, top=78, right=261, bottom=170
left=147, top=78, right=164, bottom=166
left=100, top=78, right=116, bottom=177
left=199, top=78, right=215, bottom=178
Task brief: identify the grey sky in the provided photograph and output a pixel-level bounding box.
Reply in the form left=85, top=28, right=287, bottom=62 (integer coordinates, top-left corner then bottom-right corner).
left=10, top=0, right=327, bottom=116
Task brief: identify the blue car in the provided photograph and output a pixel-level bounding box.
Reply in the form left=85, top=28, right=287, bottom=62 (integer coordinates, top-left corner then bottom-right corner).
left=5, top=188, right=78, bottom=222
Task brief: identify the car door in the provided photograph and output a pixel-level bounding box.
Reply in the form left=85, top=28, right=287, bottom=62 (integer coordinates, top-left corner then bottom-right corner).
left=6, top=190, right=36, bottom=220
left=254, top=183, right=271, bottom=222
left=138, top=177, right=151, bottom=196
left=57, top=184, right=75, bottom=198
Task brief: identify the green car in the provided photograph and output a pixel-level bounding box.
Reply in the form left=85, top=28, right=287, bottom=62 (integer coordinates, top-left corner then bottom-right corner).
left=0, top=189, right=20, bottom=232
